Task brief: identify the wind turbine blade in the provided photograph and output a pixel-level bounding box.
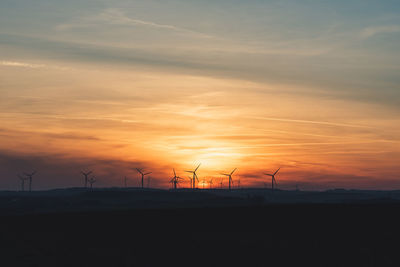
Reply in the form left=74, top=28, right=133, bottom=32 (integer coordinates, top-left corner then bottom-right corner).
left=274, top=168, right=281, bottom=175
left=221, top=173, right=230, bottom=176
left=136, top=168, right=143, bottom=174
left=173, top=168, right=176, bottom=177
left=144, top=172, right=152, bottom=175
left=185, top=171, right=194, bottom=173
left=195, top=164, right=201, bottom=172
left=231, top=168, right=237, bottom=175
left=264, top=173, right=273, bottom=176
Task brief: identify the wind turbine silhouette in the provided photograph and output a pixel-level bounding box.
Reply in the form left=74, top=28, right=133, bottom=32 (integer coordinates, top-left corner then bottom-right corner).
left=23, top=171, right=36, bottom=192
left=201, top=178, right=207, bottom=189
left=219, top=178, right=223, bottom=189
left=264, top=168, right=280, bottom=192
left=124, top=176, right=128, bottom=188
left=147, top=176, right=151, bottom=188
left=185, top=164, right=200, bottom=189
left=135, top=168, right=152, bottom=189
left=221, top=168, right=236, bottom=191
left=170, top=169, right=183, bottom=190
left=187, top=176, right=193, bottom=189
left=88, top=176, right=96, bottom=189
left=209, top=178, right=213, bottom=189
left=17, top=174, right=28, bottom=192
left=81, top=171, right=93, bottom=188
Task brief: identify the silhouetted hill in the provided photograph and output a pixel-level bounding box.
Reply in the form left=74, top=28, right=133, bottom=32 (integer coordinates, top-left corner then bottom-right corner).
left=1, top=187, right=400, bottom=215
left=2, top=188, right=400, bottom=266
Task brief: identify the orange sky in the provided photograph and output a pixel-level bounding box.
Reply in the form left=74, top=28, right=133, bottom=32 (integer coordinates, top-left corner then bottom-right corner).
left=1, top=1, right=400, bottom=190
left=1, top=63, right=399, bottom=190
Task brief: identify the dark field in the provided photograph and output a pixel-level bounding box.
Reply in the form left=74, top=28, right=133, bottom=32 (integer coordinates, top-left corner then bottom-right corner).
left=1, top=189, right=400, bottom=267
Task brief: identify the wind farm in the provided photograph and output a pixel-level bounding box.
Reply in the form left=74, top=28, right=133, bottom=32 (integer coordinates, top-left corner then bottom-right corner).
left=2, top=160, right=399, bottom=267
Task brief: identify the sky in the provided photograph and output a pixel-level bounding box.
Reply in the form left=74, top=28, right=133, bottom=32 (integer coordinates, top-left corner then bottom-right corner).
left=1, top=0, right=400, bottom=190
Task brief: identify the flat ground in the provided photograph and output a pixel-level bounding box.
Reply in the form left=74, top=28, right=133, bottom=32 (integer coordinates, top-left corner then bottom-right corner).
left=1, top=189, right=399, bottom=267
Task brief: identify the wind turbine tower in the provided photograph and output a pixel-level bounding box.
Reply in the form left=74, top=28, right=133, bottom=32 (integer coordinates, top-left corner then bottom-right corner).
left=135, top=168, right=152, bottom=189
left=170, top=169, right=183, bottom=190
left=209, top=178, right=213, bottom=189
left=81, top=171, right=93, bottom=188
left=187, top=176, right=193, bottom=189
left=18, top=174, right=28, bottom=192
left=147, top=176, right=151, bottom=188
left=264, top=168, right=280, bottom=193
left=185, top=164, right=201, bottom=189
left=221, top=168, right=237, bottom=191
left=24, top=171, right=36, bottom=192
left=88, top=176, right=96, bottom=189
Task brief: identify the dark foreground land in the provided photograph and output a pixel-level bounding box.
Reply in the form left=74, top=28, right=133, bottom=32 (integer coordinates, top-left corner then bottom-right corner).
left=1, top=189, right=400, bottom=267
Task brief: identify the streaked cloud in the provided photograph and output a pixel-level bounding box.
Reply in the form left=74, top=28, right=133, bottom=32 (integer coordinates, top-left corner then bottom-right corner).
left=56, top=8, right=213, bottom=39
left=246, top=116, right=372, bottom=129
left=360, top=25, right=400, bottom=38
left=1, top=61, right=45, bottom=68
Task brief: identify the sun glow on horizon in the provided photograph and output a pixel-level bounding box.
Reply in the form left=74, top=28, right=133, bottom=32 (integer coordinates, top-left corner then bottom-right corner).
left=1, top=1, right=400, bottom=190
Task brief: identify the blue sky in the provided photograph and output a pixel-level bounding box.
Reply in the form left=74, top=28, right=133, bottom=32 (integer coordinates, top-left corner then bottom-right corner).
left=1, top=0, right=400, bottom=105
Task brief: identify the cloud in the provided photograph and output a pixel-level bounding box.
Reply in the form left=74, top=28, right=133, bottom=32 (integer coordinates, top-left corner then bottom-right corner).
left=56, top=8, right=213, bottom=39
left=360, top=25, right=400, bottom=38
left=0, top=127, right=102, bottom=141
left=246, top=116, right=372, bottom=129
left=0, top=60, right=70, bottom=71
left=0, top=61, right=45, bottom=68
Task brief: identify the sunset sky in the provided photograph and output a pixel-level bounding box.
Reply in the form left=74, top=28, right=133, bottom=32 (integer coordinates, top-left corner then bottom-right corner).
left=1, top=0, right=400, bottom=190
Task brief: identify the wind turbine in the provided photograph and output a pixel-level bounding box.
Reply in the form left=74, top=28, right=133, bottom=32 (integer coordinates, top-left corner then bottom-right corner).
left=264, top=168, right=280, bottom=192
left=201, top=178, right=207, bottom=189
left=147, top=176, right=151, bottom=188
left=221, top=168, right=236, bottom=191
left=185, top=164, right=200, bottom=189
left=17, top=174, right=28, bottom=192
left=170, top=169, right=183, bottom=190
left=135, top=168, right=152, bottom=189
left=124, top=176, right=128, bottom=188
left=187, top=176, right=193, bottom=189
left=88, top=176, right=96, bottom=189
left=23, top=171, right=36, bottom=192
left=219, top=178, right=223, bottom=189
left=81, top=171, right=93, bottom=188
left=209, top=178, right=213, bottom=189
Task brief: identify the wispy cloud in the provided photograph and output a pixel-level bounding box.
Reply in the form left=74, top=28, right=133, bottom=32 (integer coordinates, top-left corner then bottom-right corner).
left=246, top=116, right=372, bottom=129
left=0, top=61, right=45, bottom=68
left=0, top=60, right=70, bottom=70
left=360, top=25, right=400, bottom=38
left=56, top=8, right=213, bottom=39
